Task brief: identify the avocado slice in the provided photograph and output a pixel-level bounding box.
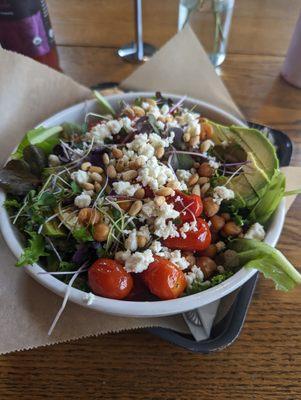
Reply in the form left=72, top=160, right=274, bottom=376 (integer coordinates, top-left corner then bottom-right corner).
left=209, top=121, right=231, bottom=145
left=228, top=174, right=259, bottom=208
left=229, top=127, right=279, bottom=179
left=242, top=152, right=270, bottom=199
left=42, top=220, right=66, bottom=237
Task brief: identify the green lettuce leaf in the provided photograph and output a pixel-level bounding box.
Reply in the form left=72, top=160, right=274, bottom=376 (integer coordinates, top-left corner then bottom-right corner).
left=228, top=239, right=301, bottom=291
left=12, top=126, right=63, bottom=159
left=93, top=90, right=116, bottom=116
left=16, top=232, right=49, bottom=267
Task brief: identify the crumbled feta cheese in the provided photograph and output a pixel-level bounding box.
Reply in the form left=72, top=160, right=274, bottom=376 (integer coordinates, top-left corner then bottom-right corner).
left=137, top=156, right=174, bottom=190
left=149, top=240, right=162, bottom=253
left=208, top=157, right=220, bottom=169
left=83, top=292, right=95, bottom=305
left=185, top=266, right=204, bottom=287
left=154, top=220, right=179, bottom=240
left=176, top=169, right=192, bottom=182
left=115, top=249, right=131, bottom=263
left=122, top=249, right=154, bottom=273
left=147, top=106, right=161, bottom=119
left=179, top=221, right=198, bottom=239
left=121, top=117, right=133, bottom=132
left=127, top=133, right=155, bottom=160
left=112, top=181, right=142, bottom=197
left=244, top=223, right=265, bottom=241
left=149, top=132, right=174, bottom=148
left=48, top=154, right=60, bottom=167
left=213, top=186, right=235, bottom=205
left=141, top=101, right=150, bottom=110
left=71, top=170, right=89, bottom=186
left=161, top=104, right=169, bottom=115
left=156, top=120, right=165, bottom=130
left=107, top=119, right=122, bottom=134
left=124, top=226, right=151, bottom=252
left=168, top=250, right=190, bottom=270
left=74, top=193, right=91, bottom=208
left=86, top=123, right=112, bottom=145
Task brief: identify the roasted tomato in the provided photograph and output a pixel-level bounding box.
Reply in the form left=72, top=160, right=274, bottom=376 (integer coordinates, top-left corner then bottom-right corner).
left=142, top=256, right=187, bottom=300
left=88, top=258, right=133, bottom=300
left=168, top=190, right=203, bottom=222
left=163, top=218, right=211, bottom=252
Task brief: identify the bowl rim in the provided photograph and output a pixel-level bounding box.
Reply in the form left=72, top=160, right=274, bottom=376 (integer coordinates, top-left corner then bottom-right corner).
left=0, top=92, right=286, bottom=317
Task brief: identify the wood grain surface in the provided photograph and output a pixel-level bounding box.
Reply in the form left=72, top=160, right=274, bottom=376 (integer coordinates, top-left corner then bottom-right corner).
left=1, top=1, right=301, bottom=399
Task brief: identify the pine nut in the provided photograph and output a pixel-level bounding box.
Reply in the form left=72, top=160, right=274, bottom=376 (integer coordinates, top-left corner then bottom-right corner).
left=102, top=153, right=110, bottom=165
left=215, top=241, right=226, bottom=252
left=137, top=235, right=147, bottom=248
left=192, top=184, right=201, bottom=196
left=124, top=107, right=135, bottom=118
left=89, top=166, right=104, bottom=174
left=122, top=170, right=138, bottom=181
left=166, top=180, right=179, bottom=190
left=128, top=200, right=143, bottom=216
left=112, top=148, right=123, bottom=159
left=82, top=182, right=95, bottom=191
left=81, top=162, right=91, bottom=171
left=94, top=182, right=102, bottom=192
left=200, top=182, right=210, bottom=196
left=188, top=174, right=199, bottom=186
left=134, top=188, right=145, bottom=199
left=155, top=146, right=165, bottom=159
left=93, top=223, right=110, bottom=242
left=132, top=106, right=145, bottom=117
left=116, top=160, right=125, bottom=172
left=154, top=195, right=165, bottom=206
left=90, top=172, right=103, bottom=183
left=156, top=187, right=175, bottom=197
left=78, top=208, right=101, bottom=226
left=107, top=164, right=117, bottom=179
left=198, top=176, right=209, bottom=185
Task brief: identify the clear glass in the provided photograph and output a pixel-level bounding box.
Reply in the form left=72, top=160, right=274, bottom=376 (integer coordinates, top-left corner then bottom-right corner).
left=178, top=0, right=235, bottom=67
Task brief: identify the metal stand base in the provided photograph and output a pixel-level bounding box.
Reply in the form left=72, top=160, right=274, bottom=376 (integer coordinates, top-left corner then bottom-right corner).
left=117, top=42, right=156, bottom=63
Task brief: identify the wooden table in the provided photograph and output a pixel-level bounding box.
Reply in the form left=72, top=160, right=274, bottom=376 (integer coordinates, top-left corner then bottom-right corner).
left=1, top=1, right=301, bottom=399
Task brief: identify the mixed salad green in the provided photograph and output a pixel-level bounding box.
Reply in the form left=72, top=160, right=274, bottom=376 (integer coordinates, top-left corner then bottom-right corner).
left=1, top=92, right=300, bottom=304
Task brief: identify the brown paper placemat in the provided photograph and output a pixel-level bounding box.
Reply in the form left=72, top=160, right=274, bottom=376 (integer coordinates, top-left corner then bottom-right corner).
left=0, top=27, right=300, bottom=354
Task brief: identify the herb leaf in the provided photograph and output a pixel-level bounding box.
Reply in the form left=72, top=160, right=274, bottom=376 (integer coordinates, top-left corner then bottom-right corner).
left=16, top=232, right=48, bottom=267
left=72, top=227, right=94, bottom=242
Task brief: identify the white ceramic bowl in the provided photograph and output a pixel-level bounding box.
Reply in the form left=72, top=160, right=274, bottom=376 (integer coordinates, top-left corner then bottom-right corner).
left=0, top=92, right=286, bottom=317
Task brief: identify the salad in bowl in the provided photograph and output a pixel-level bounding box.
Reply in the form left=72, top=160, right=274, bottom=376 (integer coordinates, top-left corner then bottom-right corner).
left=0, top=91, right=300, bottom=318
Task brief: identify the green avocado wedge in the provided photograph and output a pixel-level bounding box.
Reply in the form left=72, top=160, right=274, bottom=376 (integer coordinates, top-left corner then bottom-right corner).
left=229, top=126, right=279, bottom=180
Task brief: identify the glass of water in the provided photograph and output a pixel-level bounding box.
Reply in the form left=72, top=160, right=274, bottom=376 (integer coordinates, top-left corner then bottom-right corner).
left=178, top=0, right=235, bottom=67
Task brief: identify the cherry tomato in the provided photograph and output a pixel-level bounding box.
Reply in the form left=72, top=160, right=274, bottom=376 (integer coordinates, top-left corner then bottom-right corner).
left=88, top=258, right=133, bottom=300
left=142, top=256, right=187, bottom=300
left=162, top=218, right=211, bottom=252
left=168, top=190, right=203, bottom=222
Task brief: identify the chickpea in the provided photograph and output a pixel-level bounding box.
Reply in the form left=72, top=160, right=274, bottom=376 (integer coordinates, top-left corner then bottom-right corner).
left=210, top=215, right=225, bottom=232
left=78, top=208, right=101, bottom=226
left=196, top=257, right=217, bottom=279
left=203, top=197, right=220, bottom=217
left=198, top=162, right=214, bottom=178
left=221, top=213, right=231, bottom=222
left=200, top=244, right=217, bottom=259
left=221, top=221, right=242, bottom=237
left=93, top=223, right=110, bottom=242
left=118, top=200, right=132, bottom=211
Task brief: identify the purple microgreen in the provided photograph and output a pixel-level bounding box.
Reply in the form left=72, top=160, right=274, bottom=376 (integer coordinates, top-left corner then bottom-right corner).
left=169, top=96, right=187, bottom=114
